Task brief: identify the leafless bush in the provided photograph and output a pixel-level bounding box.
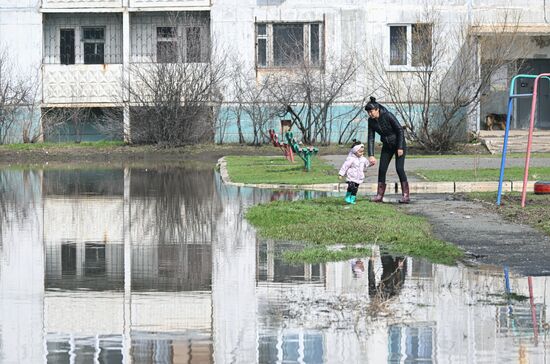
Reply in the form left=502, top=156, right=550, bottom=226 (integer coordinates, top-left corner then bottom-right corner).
left=102, top=12, right=226, bottom=146
left=0, top=46, right=34, bottom=144
left=367, top=7, right=534, bottom=152
left=261, top=42, right=364, bottom=145
left=229, top=59, right=279, bottom=145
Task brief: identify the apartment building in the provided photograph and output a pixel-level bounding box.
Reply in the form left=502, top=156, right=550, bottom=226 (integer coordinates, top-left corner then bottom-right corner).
left=1, top=1, right=550, bottom=143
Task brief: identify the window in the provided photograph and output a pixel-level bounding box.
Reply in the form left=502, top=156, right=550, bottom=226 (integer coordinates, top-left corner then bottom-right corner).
left=389, top=23, right=432, bottom=67
left=82, top=27, right=105, bottom=64
left=157, top=27, right=178, bottom=63
left=257, top=24, right=267, bottom=67
left=60, top=29, right=75, bottom=65
left=412, top=23, right=432, bottom=67
left=256, top=22, right=323, bottom=68
left=390, top=26, right=407, bottom=65
left=186, top=27, right=201, bottom=63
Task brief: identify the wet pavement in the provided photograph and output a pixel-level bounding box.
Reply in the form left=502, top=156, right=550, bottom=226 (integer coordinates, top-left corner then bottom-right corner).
left=321, top=155, right=550, bottom=183
left=1, top=165, right=550, bottom=363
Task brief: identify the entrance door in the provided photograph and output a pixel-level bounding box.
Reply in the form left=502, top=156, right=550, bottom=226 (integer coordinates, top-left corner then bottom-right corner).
left=517, top=59, right=550, bottom=130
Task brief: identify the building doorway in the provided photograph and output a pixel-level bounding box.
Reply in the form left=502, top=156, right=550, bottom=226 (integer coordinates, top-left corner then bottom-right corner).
left=516, top=59, right=550, bottom=130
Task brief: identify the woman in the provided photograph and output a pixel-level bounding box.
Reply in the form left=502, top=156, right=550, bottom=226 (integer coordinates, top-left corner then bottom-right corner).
left=365, top=96, right=409, bottom=203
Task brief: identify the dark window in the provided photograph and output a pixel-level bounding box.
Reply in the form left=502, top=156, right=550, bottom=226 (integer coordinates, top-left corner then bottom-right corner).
left=273, top=24, right=304, bottom=67
left=257, top=38, right=267, bottom=66
left=186, top=27, right=201, bottom=63
left=310, top=23, right=320, bottom=66
left=60, top=29, right=75, bottom=65
left=257, top=23, right=267, bottom=67
left=390, top=26, right=407, bottom=65
left=84, top=243, right=106, bottom=276
left=83, top=27, right=105, bottom=64
left=412, top=23, right=433, bottom=67
left=157, top=27, right=178, bottom=63
left=61, top=243, right=76, bottom=275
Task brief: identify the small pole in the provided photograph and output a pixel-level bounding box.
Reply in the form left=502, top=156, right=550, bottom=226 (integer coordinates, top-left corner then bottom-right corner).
left=528, top=276, right=539, bottom=343
left=497, top=97, right=514, bottom=205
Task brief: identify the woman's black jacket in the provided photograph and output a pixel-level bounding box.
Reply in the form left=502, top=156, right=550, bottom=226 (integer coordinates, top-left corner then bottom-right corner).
left=367, top=106, right=406, bottom=157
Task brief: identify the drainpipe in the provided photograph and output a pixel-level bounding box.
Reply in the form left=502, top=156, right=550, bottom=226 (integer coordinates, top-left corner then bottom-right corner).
left=122, top=0, right=131, bottom=143
left=545, top=0, right=550, bottom=23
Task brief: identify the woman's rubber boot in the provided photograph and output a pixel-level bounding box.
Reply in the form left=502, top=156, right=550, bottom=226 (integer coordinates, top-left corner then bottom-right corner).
left=398, top=181, right=410, bottom=204
left=345, top=191, right=352, bottom=204
left=350, top=195, right=356, bottom=204
left=372, top=183, right=386, bottom=203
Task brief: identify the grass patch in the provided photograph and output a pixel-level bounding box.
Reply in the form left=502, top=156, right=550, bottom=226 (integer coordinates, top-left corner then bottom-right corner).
left=417, top=167, right=550, bottom=182
left=282, top=245, right=372, bottom=264
left=466, top=192, right=550, bottom=236
left=225, top=156, right=337, bottom=184
left=246, top=197, right=463, bottom=265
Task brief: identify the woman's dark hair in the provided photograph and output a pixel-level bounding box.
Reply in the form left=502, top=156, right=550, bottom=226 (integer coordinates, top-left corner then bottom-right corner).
left=350, top=138, right=362, bottom=147
left=364, top=96, right=380, bottom=112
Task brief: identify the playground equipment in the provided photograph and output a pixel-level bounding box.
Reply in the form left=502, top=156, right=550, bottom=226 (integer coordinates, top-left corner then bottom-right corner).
left=268, top=121, right=319, bottom=172
left=269, top=128, right=294, bottom=163
left=534, top=181, right=550, bottom=194
left=497, top=74, right=550, bottom=207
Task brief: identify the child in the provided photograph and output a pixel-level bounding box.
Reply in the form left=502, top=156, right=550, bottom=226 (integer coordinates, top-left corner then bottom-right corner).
left=338, top=141, right=371, bottom=204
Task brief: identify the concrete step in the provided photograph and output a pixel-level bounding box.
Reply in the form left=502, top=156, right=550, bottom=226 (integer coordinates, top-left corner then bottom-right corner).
left=479, top=130, right=550, bottom=154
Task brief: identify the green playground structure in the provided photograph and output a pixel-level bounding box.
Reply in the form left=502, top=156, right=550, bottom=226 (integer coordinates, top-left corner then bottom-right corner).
left=269, top=127, right=319, bottom=172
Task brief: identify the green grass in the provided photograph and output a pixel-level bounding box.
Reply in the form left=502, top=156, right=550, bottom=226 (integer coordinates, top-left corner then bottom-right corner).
left=246, top=197, right=463, bottom=265
left=417, top=167, right=550, bottom=182
left=466, top=192, right=550, bottom=236
left=225, top=156, right=338, bottom=184
left=282, top=245, right=372, bottom=264
left=407, top=152, right=550, bottom=159
left=2, top=141, right=125, bottom=151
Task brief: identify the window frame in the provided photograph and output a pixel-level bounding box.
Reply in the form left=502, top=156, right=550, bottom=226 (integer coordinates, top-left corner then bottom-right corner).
left=386, top=23, right=433, bottom=71
left=156, top=26, right=179, bottom=63
left=59, top=28, right=76, bottom=65
left=82, top=26, right=105, bottom=65
left=255, top=21, right=324, bottom=70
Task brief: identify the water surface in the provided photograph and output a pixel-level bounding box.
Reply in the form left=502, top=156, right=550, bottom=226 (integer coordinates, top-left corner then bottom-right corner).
left=0, top=165, right=549, bottom=363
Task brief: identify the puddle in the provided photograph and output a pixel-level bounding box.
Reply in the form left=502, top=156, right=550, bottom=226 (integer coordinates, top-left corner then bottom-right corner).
left=0, top=166, right=549, bottom=363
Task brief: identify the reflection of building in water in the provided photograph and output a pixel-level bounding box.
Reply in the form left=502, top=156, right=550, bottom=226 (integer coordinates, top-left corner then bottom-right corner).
left=28, top=167, right=219, bottom=362
left=4, top=167, right=550, bottom=363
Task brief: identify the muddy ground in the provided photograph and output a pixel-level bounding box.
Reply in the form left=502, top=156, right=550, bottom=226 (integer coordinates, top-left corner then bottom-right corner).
left=400, top=194, right=550, bottom=276
left=0, top=142, right=488, bottom=165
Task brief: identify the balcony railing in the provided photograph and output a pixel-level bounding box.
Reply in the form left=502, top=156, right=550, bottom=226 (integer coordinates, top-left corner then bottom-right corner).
left=43, top=64, right=123, bottom=105
left=41, top=0, right=211, bottom=10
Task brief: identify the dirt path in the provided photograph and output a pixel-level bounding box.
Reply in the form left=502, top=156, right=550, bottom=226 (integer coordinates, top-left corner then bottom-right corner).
left=401, top=194, right=550, bottom=276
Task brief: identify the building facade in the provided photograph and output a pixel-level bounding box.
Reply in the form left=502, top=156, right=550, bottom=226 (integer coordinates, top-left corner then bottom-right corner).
left=1, top=0, right=550, bottom=143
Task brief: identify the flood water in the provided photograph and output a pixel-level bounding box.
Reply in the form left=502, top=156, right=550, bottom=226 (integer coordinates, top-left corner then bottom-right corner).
left=1, top=164, right=549, bottom=363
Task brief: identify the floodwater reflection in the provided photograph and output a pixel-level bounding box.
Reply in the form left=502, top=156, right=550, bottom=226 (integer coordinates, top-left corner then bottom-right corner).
left=1, top=165, right=549, bottom=363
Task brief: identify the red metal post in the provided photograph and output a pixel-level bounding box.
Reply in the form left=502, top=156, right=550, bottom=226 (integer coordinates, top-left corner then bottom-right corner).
left=522, top=73, right=550, bottom=207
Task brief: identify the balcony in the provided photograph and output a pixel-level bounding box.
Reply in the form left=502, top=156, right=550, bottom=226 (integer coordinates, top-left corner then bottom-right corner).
left=41, top=0, right=121, bottom=11
left=43, top=64, right=123, bottom=105
left=40, top=0, right=211, bottom=11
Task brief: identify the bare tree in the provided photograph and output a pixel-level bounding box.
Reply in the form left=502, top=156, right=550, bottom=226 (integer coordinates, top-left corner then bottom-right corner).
left=0, top=46, right=34, bottom=144
left=367, top=8, right=533, bottom=151
left=264, top=43, right=364, bottom=145
left=230, top=60, right=279, bottom=145
left=101, top=12, right=226, bottom=146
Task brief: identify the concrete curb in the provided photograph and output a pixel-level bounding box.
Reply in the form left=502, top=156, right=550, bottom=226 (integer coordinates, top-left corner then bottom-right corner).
left=217, top=157, right=535, bottom=194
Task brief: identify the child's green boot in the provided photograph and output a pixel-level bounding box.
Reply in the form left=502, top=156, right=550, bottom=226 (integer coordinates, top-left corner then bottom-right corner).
left=345, top=192, right=352, bottom=204
left=350, top=195, right=356, bottom=204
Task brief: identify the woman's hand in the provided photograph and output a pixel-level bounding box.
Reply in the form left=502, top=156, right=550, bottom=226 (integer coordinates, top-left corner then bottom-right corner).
left=397, top=149, right=404, bottom=157
left=368, top=156, right=377, bottom=166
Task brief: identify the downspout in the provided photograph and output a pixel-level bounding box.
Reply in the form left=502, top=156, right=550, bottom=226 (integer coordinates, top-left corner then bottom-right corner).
left=545, top=0, right=550, bottom=23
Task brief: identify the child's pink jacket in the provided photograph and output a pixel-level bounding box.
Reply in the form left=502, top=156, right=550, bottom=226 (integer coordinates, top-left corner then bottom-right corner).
left=338, top=154, right=370, bottom=184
